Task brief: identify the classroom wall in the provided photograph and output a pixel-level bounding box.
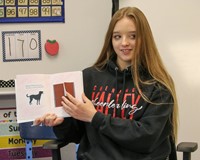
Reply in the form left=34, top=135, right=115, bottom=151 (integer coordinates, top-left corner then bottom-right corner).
left=1, top=0, right=199, bottom=159
left=0, top=0, right=112, bottom=159
left=0, top=0, right=112, bottom=80
left=120, top=0, right=200, bottom=159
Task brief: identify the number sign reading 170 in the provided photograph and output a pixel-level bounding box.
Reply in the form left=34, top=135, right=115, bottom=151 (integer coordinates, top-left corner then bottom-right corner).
left=2, top=30, right=42, bottom=62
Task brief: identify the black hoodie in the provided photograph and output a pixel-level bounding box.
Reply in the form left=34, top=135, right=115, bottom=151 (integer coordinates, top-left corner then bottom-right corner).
left=53, top=59, right=173, bottom=160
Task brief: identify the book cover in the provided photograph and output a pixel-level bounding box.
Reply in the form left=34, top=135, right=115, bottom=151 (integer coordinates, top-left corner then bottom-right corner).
left=15, top=71, right=83, bottom=123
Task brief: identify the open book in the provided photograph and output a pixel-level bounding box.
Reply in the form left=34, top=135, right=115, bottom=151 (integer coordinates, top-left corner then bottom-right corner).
left=15, top=71, right=83, bottom=123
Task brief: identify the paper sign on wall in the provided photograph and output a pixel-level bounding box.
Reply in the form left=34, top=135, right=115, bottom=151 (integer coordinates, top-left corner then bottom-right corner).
left=2, top=30, right=42, bottom=62
left=0, top=108, right=52, bottom=160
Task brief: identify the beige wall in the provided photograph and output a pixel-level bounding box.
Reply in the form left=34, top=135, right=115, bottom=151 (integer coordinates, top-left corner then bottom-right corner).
left=0, top=0, right=112, bottom=81
left=120, top=0, right=200, bottom=159
left=1, top=0, right=199, bottom=159
left=0, top=0, right=112, bottom=159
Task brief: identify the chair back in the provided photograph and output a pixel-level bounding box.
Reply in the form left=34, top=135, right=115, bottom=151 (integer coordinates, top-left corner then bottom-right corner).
left=19, top=121, right=57, bottom=160
left=19, top=122, right=57, bottom=140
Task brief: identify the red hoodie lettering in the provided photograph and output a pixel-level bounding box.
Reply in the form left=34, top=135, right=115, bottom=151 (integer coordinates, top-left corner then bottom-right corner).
left=91, top=86, right=143, bottom=119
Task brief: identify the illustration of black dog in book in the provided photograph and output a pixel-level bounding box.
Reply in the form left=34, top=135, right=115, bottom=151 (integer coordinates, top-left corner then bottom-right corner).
left=26, top=91, right=43, bottom=105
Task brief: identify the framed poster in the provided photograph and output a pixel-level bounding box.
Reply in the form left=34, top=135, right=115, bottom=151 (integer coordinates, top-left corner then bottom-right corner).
left=2, top=30, right=42, bottom=62
left=0, top=0, right=65, bottom=23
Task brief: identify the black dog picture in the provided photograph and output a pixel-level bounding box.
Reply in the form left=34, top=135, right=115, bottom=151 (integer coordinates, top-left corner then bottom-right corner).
left=26, top=91, right=43, bottom=105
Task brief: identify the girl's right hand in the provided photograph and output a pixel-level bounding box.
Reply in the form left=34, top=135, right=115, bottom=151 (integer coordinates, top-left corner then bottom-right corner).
left=33, top=113, right=64, bottom=127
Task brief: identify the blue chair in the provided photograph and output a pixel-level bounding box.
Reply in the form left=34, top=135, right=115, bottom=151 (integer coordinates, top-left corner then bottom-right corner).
left=19, top=122, right=68, bottom=160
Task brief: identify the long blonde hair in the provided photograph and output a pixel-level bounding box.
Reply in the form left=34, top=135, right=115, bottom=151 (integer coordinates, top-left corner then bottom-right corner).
left=93, top=7, right=178, bottom=142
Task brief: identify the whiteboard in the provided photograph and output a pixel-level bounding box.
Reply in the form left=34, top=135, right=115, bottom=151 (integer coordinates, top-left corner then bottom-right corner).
left=120, top=1, right=200, bottom=160
left=0, top=0, right=112, bottom=81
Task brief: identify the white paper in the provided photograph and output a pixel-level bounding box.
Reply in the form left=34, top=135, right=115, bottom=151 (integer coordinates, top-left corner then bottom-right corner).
left=15, top=71, right=83, bottom=123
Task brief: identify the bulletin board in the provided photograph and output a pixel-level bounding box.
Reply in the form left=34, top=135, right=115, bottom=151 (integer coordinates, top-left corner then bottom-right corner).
left=0, top=0, right=112, bottom=90
left=0, top=0, right=65, bottom=23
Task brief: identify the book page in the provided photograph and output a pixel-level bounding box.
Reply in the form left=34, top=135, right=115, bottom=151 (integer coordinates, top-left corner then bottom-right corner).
left=15, top=71, right=83, bottom=123
left=49, top=71, right=84, bottom=117
left=15, top=74, right=52, bottom=123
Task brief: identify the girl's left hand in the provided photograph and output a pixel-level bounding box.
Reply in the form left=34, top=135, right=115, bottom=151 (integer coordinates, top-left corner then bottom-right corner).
left=61, top=92, right=97, bottom=122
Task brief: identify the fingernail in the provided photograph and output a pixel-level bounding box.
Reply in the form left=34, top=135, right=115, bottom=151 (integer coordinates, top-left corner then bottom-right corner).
left=31, top=123, right=37, bottom=127
left=31, top=122, right=43, bottom=127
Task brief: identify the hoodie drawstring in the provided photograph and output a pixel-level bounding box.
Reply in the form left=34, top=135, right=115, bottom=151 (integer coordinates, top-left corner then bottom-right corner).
left=115, top=67, right=118, bottom=91
left=114, top=67, right=127, bottom=94
left=115, top=67, right=128, bottom=117
left=122, top=68, right=127, bottom=97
